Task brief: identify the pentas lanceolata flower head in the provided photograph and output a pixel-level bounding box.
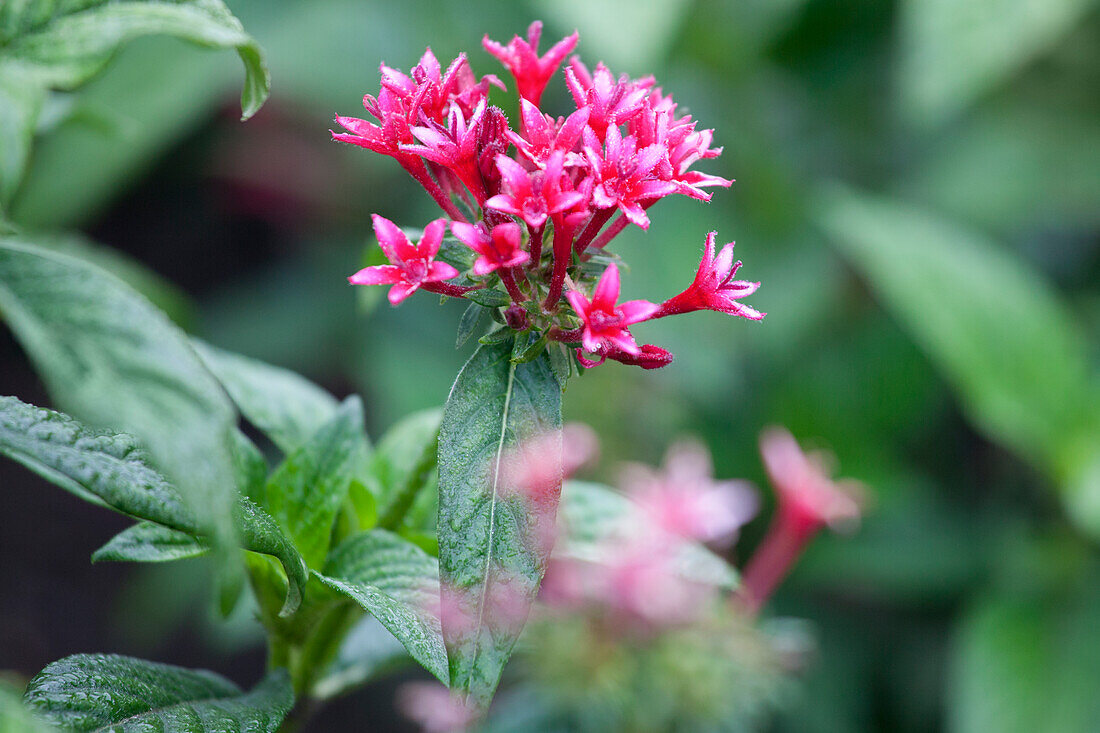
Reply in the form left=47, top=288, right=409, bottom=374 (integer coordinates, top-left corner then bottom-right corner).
left=334, top=21, right=762, bottom=370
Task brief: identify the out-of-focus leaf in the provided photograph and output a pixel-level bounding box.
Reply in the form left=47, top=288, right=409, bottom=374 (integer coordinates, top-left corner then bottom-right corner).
left=438, top=340, right=562, bottom=707
left=16, top=231, right=194, bottom=326
left=93, top=521, right=209, bottom=564
left=559, top=481, right=739, bottom=589
left=0, top=238, right=240, bottom=551
left=311, top=614, right=409, bottom=701
left=265, top=396, right=365, bottom=569
left=23, top=655, right=291, bottom=732
left=900, top=105, right=1100, bottom=232
left=0, top=395, right=308, bottom=615
left=0, top=68, right=43, bottom=207
left=817, top=187, right=1100, bottom=534
left=0, top=685, right=48, bottom=733
left=315, top=529, right=449, bottom=685
left=194, top=339, right=340, bottom=455
left=899, top=0, right=1098, bottom=125
left=948, top=581, right=1100, bottom=732
left=0, top=0, right=269, bottom=205
left=366, top=408, right=441, bottom=525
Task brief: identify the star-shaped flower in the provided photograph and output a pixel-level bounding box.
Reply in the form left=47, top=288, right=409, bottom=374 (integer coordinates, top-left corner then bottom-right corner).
left=566, top=263, right=658, bottom=355
left=348, top=215, right=458, bottom=304
left=483, top=21, right=578, bottom=106
left=450, top=220, right=529, bottom=276
left=484, top=151, right=585, bottom=229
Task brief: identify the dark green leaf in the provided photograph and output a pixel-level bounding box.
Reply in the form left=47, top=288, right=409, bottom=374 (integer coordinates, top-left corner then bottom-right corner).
left=547, top=342, right=572, bottom=388
left=817, top=186, right=1100, bottom=533
left=23, top=655, right=292, bottom=732
left=438, top=340, right=563, bottom=706
left=0, top=395, right=307, bottom=615
left=478, top=326, right=514, bottom=345
left=92, top=521, right=208, bottom=564
left=193, top=339, right=340, bottom=455
left=456, top=301, right=486, bottom=349
left=0, top=239, right=239, bottom=554
left=265, top=396, right=366, bottom=569
left=314, top=529, right=449, bottom=685
left=466, top=289, right=512, bottom=308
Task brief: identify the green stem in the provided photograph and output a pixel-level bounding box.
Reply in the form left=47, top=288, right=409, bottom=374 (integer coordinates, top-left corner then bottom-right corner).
left=376, top=430, right=440, bottom=530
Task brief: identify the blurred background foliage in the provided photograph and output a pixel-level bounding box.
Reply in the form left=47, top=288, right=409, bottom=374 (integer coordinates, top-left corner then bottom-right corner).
left=2, top=0, right=1099, bottom=731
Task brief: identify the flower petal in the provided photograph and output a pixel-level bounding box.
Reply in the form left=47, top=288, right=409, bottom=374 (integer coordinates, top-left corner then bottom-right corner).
left=591, top=263, right=621, bottom=311
left=349, top=264, right=403, bottom=286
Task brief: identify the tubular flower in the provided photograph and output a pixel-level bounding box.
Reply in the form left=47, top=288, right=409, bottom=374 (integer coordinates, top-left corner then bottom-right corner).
left=657, top=232, right=764, bottom=320
left=349, top=215, right=458, bottom=304
left=337, top=22, right=760, bottom=369
left=566, top=264, right=658, bottom=356
left=451, top=220, right=529, bottom=275
left=482, top=21, right=578, bottom=106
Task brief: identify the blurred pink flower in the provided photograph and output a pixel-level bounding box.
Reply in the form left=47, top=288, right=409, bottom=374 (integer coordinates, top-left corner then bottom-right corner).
left=625, top=440, right=758, bottom=547
left=398, top=682, right=477, bottom=733
left=740, top=427, right=862, bottom=613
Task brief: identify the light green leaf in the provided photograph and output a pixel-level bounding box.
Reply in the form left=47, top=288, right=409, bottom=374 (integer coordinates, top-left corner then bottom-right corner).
left=438, top=340, right=563, bottom=707
left=899, top=0, right=1098, bottom=126
left=312, top=615, right=409, bottom=701
left=0, top=0, right=269, bottom=203
left=315, top=529, right=449, bottom=685
left=93, top=521, right=209, bottom=563
left=0, top=238, right=239, bottom=555
left=368, top=408, right=441, bottom=528
left=193, top=340, right=340, bottom=455
left=559, top=481, right=739, bottom=589
left=0, top=683, right=50, bottom=733
left=23, top=655, right=292, bottom=732
left=0, top=395, right=307, bottom=615
left=948, top=584, right=1100, bottom=732
left=0, top=67, right=43, bottom=206
left=265, top=396, right=365, bottom=569
left=817, top=186, right=1100, bottom=533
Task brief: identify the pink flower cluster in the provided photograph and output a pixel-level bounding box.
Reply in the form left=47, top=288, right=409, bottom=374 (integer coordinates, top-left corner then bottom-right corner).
left=335, top=21, right=763, bottom=369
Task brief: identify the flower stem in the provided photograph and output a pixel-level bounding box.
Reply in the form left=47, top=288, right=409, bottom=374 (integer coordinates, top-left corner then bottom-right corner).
left=573, top=208, right=615, bottom=255
left=401, top=160, right=469, bottom=223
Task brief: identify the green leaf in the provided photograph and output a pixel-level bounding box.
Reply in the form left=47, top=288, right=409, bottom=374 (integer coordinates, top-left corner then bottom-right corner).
left=817, top=186, right=1100, bottom=534
left=312, top=615, right=409, bottom=701
left=0, top=68, right=43, bottom=206
left=0, top=0, right=269, bottom=203
left=366, top=408, right=442, bottom=512
left=23, top=655, right=292, bottom=732
left=0, top=238, right=239, bottom=554
left=437, top=340, right=563, bottom=706
left=92, top=521, right=209, bottom=564
left=265, top=396, right=366, bottom=569
left=948, top=583, right=1100, bottom=732
left=559, top=481, right=739, bottom=589
left=0, top=395, right=307, bottom=616
left=193, top=340, right=340, bottom=455
left=465, top=289, right=512, bottom=308
left=0, top=683, right=50, bottom=733
left=314, top=529, right=449, bottom=685
left=899, top=0, right=1097, bottom=126
left=456, top=301, right=486, bottom=349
